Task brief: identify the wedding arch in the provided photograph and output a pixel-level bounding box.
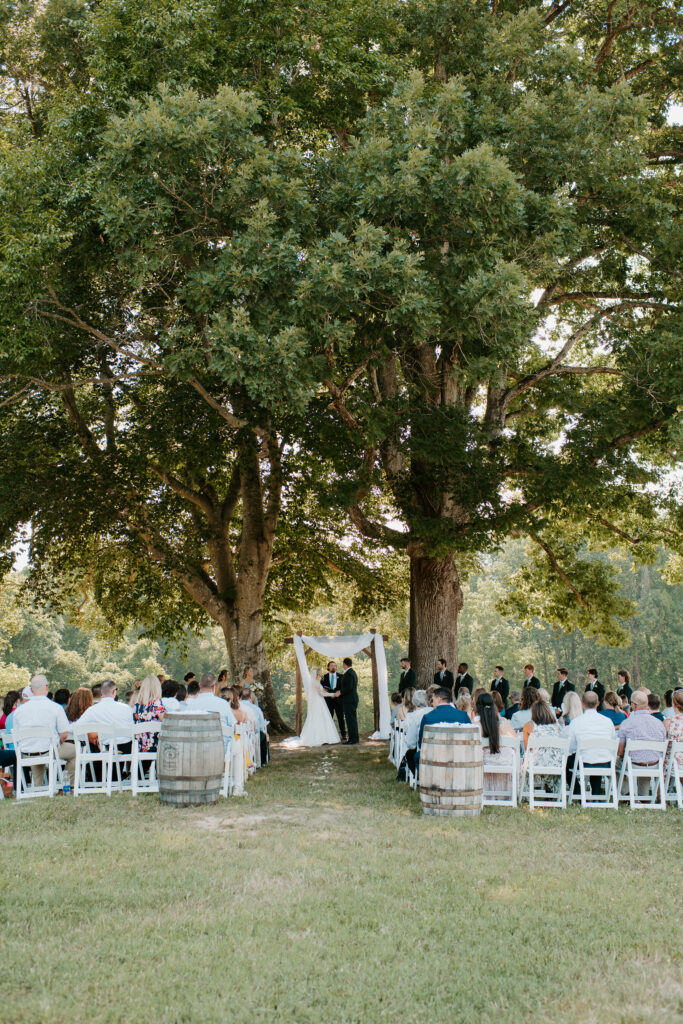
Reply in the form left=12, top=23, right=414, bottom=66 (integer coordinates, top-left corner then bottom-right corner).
left=284, top=630, right=391, bottom=740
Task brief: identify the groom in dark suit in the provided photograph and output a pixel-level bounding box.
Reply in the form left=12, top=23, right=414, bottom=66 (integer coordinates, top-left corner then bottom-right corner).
left=340, top=658, right=359, bottom=745
left=320, top=660, right=346, bottom=740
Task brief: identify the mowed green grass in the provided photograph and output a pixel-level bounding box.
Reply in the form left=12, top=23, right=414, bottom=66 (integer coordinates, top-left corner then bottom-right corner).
left=1, top=743, right=681, bottom=1024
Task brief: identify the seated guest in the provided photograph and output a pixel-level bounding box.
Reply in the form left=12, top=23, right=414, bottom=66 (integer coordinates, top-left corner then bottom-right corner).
left=562, top=691, right=616, bottom=794
left=183, top=671, right=196, bottom=687
left=523, top=699, right=562, bottom=792
left=617, top=689, right=667, bottom=795
left=455, top=691, right=473, bottom=720
left=13, top=674, right=76, bottom=789
left=66, top=685, right=98, bottom=732
left=219, top=686, right=231, bottom=700
left=53, top=688, right=70, bottom=709
left=491, top=691, right=505, bottom=718
left=133, top=676, right=166, bottom=752
left=664, top=689, right=683, bottom=775
left=471, top=687, right=487, bottom=713
left=662, top=689, right=675, bottom=721
left=600, top=691, right=627, bottom=728
left=91, top=683, right=102, bottom=703
left=161, top=679, right=182, bottom=712
left=192, top=673, right=236, bottom=727
left=560, top=691, right=583, bottom=726
left=402, top=691, right=430, bottom=775
left=505, top=691, right=521, bottom=721
left=127, top=682, right=140, bottom=707
left=397, top=688, right=415, bottom=723
left=648, top=693, right=664, bottom=722
left=620, top=694, right=630, bottom=713
left=510, top=686, right=541, bottom=732
left=4, top=687, right=32, bottom=749
left=1, top=690, right=20, bottom=731
left=616, top=669, right=632, bottom=704
left=231, top=687, right=249, bottom=724
left=175, top=684, right=187, bottom=704
left=390, top=692, right=402, bottom=724
left=477, top=692, right=517, bottom=792
left=417, top=687, right=471, bottom=765
left=186, top=680, right=200, bottom=701
left=74, top=680, right=134, bottom=753
left=243, top=687, right=269, bottom=764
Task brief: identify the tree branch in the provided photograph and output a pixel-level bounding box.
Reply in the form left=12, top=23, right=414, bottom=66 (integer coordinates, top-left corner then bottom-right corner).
left=148, top=465, right=214, bottom=515
left=348, top=505, right=412, bottom=548
left=530, top=533, right=588, bottom=606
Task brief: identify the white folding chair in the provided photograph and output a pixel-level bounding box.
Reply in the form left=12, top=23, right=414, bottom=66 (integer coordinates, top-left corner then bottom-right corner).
left=221, top=724, right=234, bottom=797
left=71, top=723, right=116, bottom=796
left=395, top=725, right=407, bottom=779
left=482, top=735, right=520, bottom=807
left=131, top=722, right=161, bottom=796
left=618, top=739, right=667, bottom=809
left=526, top=735, right=569, bottom=809
left=106, top=725, right=134, bottom=792
left=13, top=728, right=60, bottom=799
left=389, top=722, right=398, bottom=765
left=568, top=738, right=619, bottom=808
left=664, top=741, right=683, bottom=808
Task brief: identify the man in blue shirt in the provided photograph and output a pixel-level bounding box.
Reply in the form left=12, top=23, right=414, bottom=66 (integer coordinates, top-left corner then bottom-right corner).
left=192, top=673, right=237, bottom=729
left=417, top=687, right=470, bottom=765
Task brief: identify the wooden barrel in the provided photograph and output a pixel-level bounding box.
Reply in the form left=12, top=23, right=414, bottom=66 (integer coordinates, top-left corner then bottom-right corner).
left=418, top=724, right=483, bottom=817
left=157, top=713, right=225, bottom=806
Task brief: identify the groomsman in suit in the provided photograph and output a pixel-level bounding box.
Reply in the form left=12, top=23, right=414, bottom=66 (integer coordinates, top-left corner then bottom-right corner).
left=340, top=658, right=359, bottom=744
left=584, top=668, right=605, bottom=707
left=398, top=657, right=417, bottom=694
left=551, top=667, right=575, bottom=708
left=433, top=658, right=454, bottom=691
left=522, top=663, right=541, bottom=689
left=454, top=663, right=474, bottom=694
left=490, top=666, right=509, bottom=707
left=321, top=660, right=346, bottom=741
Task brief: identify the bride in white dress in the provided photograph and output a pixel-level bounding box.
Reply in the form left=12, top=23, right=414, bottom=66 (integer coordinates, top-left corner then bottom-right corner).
left=299, top=667, right=340, bottom=747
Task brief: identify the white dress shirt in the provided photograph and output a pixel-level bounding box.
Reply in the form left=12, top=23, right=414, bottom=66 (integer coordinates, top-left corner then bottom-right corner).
left=74, top=697, right=134, bottom=742
left=161, top=697, right=183, bottom=713
left=562, top=708, right=615, bottom=762
left=403, top=706, right=431, bottom=749
left=510, top=709, right=532, bottom=732
left=13, top=696, right=69, bottom=751
left=192, top=692, right=236, bottom=728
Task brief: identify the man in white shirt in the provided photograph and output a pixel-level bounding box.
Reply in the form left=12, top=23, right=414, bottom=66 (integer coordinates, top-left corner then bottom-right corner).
left=401, top=690, right=430, bottom=776
left=73, top=680, right=134, bottom=745
left=562, top=690, right=615, bottom=795
left=192, top=673, right=236, bottom=728
left=161, top=680, right=183, bottom=713
left=13, top=674, right=76, bottom=787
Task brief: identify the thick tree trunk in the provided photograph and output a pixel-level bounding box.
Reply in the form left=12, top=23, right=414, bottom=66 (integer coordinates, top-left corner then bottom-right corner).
left=408, top=552, right=464, bottom=688
left=229, top=610, right=292, bottom=735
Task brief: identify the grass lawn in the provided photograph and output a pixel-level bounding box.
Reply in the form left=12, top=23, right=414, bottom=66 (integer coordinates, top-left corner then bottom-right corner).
left=1, top=742, right=681, bottom=1024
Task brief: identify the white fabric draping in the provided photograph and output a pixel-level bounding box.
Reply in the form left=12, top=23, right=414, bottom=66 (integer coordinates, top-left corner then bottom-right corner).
left=292, top=633, right=391, bottom=739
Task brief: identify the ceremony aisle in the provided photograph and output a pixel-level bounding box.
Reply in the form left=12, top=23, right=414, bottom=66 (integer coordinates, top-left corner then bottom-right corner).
left=1, top=743, right=679, bottom=1024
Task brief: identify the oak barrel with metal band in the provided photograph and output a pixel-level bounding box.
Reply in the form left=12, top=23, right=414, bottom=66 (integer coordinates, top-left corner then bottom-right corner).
left=418, top=724, right=483, bottom=817
left=157, top=712, right=224, bottom=806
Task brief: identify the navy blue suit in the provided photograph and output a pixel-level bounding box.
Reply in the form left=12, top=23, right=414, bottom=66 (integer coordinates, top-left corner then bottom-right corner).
left=417, top=704, right=471, bottom=757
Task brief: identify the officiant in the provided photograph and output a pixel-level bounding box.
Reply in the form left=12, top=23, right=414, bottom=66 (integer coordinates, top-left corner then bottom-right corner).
left=321, top=660, right=347, bottom=741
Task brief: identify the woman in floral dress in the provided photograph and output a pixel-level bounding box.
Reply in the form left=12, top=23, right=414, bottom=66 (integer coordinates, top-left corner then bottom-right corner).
left=665, top=689, right=683, bottom=775
left=524, top=700, right=563, bottom=793
left=133, top=675, right=165, bottom=752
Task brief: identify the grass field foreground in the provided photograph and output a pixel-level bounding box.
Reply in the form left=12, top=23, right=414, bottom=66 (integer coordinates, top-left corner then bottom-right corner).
left=1, top=743, right=681, bottom=1024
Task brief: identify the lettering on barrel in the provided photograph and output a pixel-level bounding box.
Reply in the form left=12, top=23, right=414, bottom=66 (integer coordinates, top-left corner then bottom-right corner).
left=160, top=742, right=179, bottom=773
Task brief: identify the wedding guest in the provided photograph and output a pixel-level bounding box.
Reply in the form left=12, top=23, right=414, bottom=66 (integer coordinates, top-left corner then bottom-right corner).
left=616, top=670, right=632, bottom=703
left=161, top=679, right=183, bottom=713
left=73, top=680, right=134, bottom=750
left=230, top=687, right=249, bottom=724
left=176, top=684, right=187, bottom=704
left=91, top=684, right=102, bottom=703
left=66, top=687, right=95, bottom=724
left=243, top=687, right=269, bottom=764
left=390, top=693, right=402, bottom=724
left=562, top=690, right=616, bottom=794
left=183, top=671, right=196, bottom=686
left=397, top=688, right=415, bottom=723
left=617, top=690, right=667, bottom=794
left=0, top=690, right=20, bottom=731
left=490, top=666, right=509, bottom=707
left=522, top=664, right=541, bottom=689
left=455, top=663, right=474, bottom=694
left=600, top=691, right=627, bottom=728
left=524, top=700, right=563, bottom=792
left=398, top=657, right=417, bottom=694
left=13, top=675, right=76, bottom=789
left=133, top=676, right=165, bottom=753
left=219, top=686, right=231, bottom=699
left=662, top=690, right=675, bottom=721
left=648, top=693, right=664, bottom=721
left=456, top=691, right=473, bottom=720
left=664, top=689, right=683, bottom=777
left=401, top=690, right=430, bottom=776
left=4, top=687, right=32, bottom=749
left=491, top=691, right=505, bottom=717
left=472, top=686, right=487, bottom=712
left=505, top=691, right=521, bottom=721
left=433, top=659, right=454, bottom=690
left=560, top=691, right=583, bottom=726
left=620, top=695, right=630, bottom=713
left=53, top=688, right=70, bottom=709
left=417, top=687, right=470, bottom=762
left=425, top=684, right=439, bottom=707
left=186, top=680, right=200, bottom=700
left=551, top=668, right=575, bottom=709
left=192, top=674, right=236, bottom=727
left=510, top=686, right=541, bottom=732
left=477, top=692, right=517, bottom=792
